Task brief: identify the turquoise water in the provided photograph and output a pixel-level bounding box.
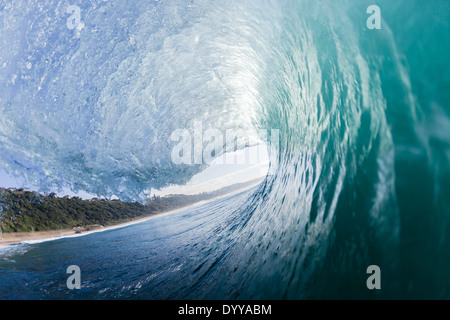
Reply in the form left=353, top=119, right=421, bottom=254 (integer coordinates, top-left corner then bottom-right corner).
left=0, top=0, right=449, bottom=299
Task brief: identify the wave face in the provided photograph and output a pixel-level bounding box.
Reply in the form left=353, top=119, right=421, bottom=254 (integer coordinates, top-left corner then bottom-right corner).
left=0, top=0, right=449, bottom=298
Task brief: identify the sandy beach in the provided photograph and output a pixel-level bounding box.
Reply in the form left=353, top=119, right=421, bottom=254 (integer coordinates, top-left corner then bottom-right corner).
left=0, top=182, right=261, bottom=247
left=0, top=207, right=186, bottom=247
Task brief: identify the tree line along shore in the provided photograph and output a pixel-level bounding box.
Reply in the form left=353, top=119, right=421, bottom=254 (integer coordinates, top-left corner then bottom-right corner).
left=0, top=179, right=262, bottom=234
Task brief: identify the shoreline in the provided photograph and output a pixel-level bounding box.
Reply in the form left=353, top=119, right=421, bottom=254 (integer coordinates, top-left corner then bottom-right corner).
left=0, top=182, right=262, bottom=247
left=0, top=205, right=191, bottom=247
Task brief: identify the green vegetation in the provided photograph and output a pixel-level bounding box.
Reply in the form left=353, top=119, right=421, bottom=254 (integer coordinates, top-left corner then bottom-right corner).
left=0, top=179, right=261, bottom=233
left=0, top=190, right=146, bottom=233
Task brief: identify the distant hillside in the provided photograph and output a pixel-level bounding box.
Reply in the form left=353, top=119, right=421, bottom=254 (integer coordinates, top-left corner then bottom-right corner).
left=0, top=179, right=262, bottom=233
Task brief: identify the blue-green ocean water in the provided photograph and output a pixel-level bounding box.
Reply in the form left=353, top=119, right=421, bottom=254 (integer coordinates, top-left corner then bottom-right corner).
left=0, top=0, right=449, bottom=299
